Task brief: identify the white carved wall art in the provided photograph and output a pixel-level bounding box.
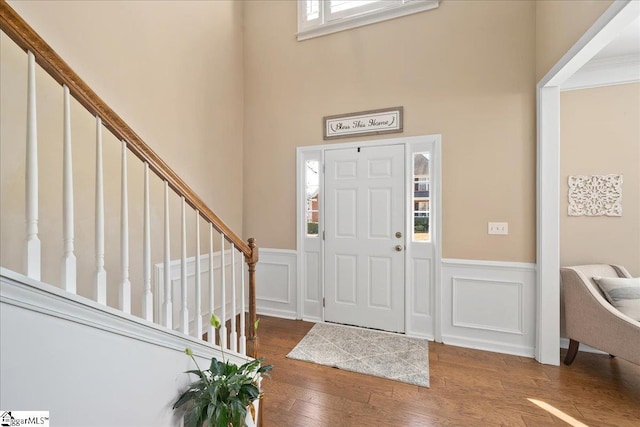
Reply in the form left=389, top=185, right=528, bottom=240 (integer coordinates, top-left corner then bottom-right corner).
left=568, top=174, right=623, bottom=216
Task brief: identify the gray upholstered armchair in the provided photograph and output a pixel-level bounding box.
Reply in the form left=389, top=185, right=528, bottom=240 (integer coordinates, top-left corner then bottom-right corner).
left=560, top=264, right=640, bottom=366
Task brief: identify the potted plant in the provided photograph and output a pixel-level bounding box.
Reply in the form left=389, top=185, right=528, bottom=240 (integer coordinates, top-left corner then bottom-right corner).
left=173, top=315, right=273, bottom=427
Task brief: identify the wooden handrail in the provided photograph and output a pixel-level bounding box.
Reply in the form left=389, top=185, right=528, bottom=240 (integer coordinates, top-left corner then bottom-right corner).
left=0, top=0, right=252, bottom=258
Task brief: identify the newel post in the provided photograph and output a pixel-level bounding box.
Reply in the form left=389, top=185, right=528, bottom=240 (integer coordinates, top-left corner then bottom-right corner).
left=246, top=237, right=259, bottom=358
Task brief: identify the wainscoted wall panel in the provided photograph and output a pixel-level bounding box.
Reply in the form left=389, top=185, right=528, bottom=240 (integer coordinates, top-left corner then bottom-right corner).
left=412, top=258, right=431, bottom=316
left=405, top=253, right=434, bottom=339
left=153, top=249, right=245, bottom=333
left=305, top=252, right=320, bottom=302
left=442, top=259, right=536, bottom=357
left=257, top=263, right=290, bottom=304
left=1, top=269, right=247, bottom=427
left=255, top=249, right=297, bottom=319
left=154, top=249, right=299, bottom=326
left=452, top=278, right=522, bottom=334
left=303, top=250, right=322, bottom=321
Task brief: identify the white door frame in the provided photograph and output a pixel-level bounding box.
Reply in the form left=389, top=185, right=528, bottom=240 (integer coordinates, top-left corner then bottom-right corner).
left=536, top=0, right=638, bottom=365
left=296, top=134, right=442, bottom=339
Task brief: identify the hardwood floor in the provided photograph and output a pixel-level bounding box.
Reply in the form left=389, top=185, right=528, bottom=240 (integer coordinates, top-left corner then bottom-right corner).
left=257, top=316, right=640, bottom=426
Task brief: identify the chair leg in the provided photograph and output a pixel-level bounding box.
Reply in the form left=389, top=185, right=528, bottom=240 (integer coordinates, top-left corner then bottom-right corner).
left=564, top=339, right=579, bottom=365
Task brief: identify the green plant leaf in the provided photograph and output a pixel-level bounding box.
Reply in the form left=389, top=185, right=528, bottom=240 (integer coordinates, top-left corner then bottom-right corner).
left=257, top=364, right=273, bottom=374
left=233, top=400, right=248, bottom=427
left=208, top=381, right=220, bottom=403
left=185, top=369, right=206, bottom=380
left=225, top=362, right=239, bottom=376
left=210, top=357, right=225, bottom=375
left=254, top=318, right=260, bottom=332
left=174, top=388, right=200, bottom=410
left=207, top=403, right=216, bottom=427
left=184, top=406, right=201, bottom=427
left=215, top=404, right=228, bottom=427
left=176, top=349, right=273, bottom=427
left=240, top=383, right=260, bottom=401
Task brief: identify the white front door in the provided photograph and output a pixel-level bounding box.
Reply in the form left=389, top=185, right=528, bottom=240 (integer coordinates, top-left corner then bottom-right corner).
left=324, top=144, right=405, bottom=332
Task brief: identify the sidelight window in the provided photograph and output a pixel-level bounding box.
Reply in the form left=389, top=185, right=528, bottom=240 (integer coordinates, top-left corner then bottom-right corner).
left=412, top=153, right=430, bottom=241
left=305, top=160, right=320, bottom=237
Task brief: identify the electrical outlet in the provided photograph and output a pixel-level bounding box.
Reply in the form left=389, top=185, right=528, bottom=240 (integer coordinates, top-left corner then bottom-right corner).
left=488, top=222, right=508, bottom=235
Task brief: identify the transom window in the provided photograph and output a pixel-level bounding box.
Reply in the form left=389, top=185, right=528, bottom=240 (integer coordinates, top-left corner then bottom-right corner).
left=297, top=0, right=440, bottom=41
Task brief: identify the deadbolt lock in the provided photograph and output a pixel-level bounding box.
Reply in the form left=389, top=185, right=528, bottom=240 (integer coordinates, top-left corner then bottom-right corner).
left=395, top=231, right=402, bottom=238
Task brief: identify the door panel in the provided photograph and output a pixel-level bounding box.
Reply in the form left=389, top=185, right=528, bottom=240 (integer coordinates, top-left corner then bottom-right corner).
left=324, top=144, right=405, bottom=332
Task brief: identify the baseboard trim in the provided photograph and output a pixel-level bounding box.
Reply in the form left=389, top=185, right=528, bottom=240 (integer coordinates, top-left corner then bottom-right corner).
left=256, top=307, right=297, bottom=320
left=406, top=331, right=434, bottom=341
left=442, top=334, right=535, bottom=358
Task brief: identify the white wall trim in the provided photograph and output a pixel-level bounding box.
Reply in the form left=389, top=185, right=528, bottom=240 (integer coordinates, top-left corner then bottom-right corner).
left=297, top=0, right=439, bottom=41
left=443, top=335, right=535, bottom=358
left=151, top=248, right=299, bottom=345
left=539, top=1, right=638, bottom=88
left=256, top=306, right=298, bottom=320
left=451, top=277, right=524, bottom=335
left=255, top=248, right=297, bottom=319
left=1, top=267, right=250, bottom=426
left=442, top=258, right=536, bottom=272
left=562, top=54, right=640, bottom=91
left=297, top=134, right=442, bottom=339
left=441, top=259, right=536, bottom=358
left=153, top=249, right=244, bottom=331
left=536, top=0, right=639, bottom=365
left=0, top=267, right=247, bottom=363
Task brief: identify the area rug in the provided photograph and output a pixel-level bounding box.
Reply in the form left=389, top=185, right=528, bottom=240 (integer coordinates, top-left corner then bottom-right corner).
left=286, top=322, right=429, bottom=387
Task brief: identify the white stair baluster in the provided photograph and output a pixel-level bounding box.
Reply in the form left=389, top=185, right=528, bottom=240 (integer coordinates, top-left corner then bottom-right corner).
left=230, top=245, right=237, bottom=352
left=24, top=51, right=40, bottom=281
left=119, top=140, right=131, bottom=313
left=142, top=162, right=153, bottom=321
left=162, top=181, right=172, bottom=328
left=194, top=211, right=202, bottom=339
left=61, top=85, right=76, bottom=293
left=94, top=117, right=107, bottom=304
left=240, top=248, right=246, bottom=355
left=208, top=223, right=215, bottom=344
left=180, top=197, right=189, bottom=334
left=219, top=234, right=227, bottom=349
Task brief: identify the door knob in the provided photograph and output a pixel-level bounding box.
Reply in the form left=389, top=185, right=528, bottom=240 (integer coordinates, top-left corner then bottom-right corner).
left=395, top=245, right=403, bottom=252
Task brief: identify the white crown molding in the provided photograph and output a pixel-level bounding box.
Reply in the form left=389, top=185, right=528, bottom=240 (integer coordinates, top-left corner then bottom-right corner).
left=561, top=54, right=640, bottom=91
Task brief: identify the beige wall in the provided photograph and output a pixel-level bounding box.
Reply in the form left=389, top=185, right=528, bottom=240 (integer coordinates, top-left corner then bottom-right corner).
left=2, top=0, right=622, bottom=298
left=1, top=1, right=244, bottom=314
left=536, top=0, right=613, bottom=81
left=243, top=0, right=537, bottom=262
left=560, top=84, right=640, bottom=277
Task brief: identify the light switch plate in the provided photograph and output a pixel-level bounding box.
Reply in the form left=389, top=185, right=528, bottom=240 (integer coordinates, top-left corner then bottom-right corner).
left=488, top=222, right=508, bottom=235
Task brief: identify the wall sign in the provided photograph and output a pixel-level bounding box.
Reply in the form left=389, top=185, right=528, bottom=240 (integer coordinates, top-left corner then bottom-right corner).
left=323, top=107, right=403, bottom=140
